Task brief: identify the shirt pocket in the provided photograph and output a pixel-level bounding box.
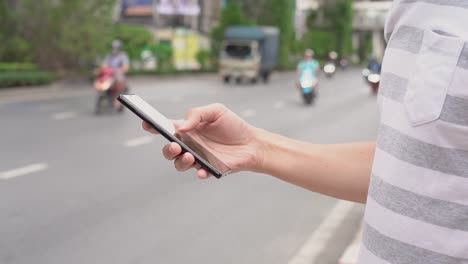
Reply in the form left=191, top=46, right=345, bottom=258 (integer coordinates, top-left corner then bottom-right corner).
left=404, top=29, right=465, bottom=126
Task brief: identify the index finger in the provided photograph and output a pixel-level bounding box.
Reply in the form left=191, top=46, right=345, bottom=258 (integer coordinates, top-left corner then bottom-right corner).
left=142, top=121, right=159, bottom=134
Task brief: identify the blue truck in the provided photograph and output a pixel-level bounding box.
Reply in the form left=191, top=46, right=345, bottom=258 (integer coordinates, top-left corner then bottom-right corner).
left=219, top=26, right=279, bottom=84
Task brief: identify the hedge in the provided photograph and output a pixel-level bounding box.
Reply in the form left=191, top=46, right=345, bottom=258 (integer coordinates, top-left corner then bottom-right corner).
left=0, top=71, right=54, bottom=88
left=0, top=63, right=38, bottom=72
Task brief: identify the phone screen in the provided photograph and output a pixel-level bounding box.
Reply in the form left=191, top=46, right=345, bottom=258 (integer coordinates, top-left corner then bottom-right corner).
left=118, top=94, right=231, bottom=178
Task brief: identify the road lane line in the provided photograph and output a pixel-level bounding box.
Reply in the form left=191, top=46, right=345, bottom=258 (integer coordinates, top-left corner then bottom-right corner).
left=241, top=109, right=256, bottom=118
left=51, top=111, right=77, bottom=120
left=124, top=136, right=154, bottom=147
left=288, top=200, right=356, bottom=264
left=274, top=101, right=285, bottom=109
left=339, top=224, right=363, bottom=264
left=0, top=163, right=48, bottom=180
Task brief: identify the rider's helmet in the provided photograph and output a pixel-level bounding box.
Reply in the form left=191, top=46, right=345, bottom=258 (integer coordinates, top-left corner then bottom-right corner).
left=112, top=39, right=123, bottom=53
left=305, top=49, right=314, bottom=59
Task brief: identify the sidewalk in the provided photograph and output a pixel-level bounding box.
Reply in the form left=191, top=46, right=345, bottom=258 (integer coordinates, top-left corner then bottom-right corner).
left=0, top=80, right=91, bottom=105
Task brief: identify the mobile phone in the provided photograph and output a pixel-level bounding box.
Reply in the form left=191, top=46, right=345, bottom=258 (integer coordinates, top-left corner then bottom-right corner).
left=118, top=94, right=231, bottom=178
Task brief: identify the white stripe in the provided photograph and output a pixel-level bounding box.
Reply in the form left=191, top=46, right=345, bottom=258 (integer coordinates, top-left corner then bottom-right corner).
left=51, top=111, right=76, bottom=120
left=288, top=201, right=355, bottom=264
left=357, top=243, right=392, bottom=264
left=381, top=98, right=468, bottom=151
left=373, top=148, right=468, bottom=206
left=450, top=67, right=468, bottom=98
left=365, top=197, right=468, bottom=259
left=124, top=136, right=153, bottom=147
left=241, top=109, right=256, bottom=118
left=0, top=163, right=48, bottom=180
left=339, top=225, right=363, bottom=264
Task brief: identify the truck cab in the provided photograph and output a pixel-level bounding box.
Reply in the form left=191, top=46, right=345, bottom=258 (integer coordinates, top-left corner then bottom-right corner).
left=219, top=26, right=279, bottom=84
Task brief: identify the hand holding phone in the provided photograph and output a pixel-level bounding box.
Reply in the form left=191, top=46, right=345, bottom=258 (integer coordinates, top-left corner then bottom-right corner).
left=119, top=95, right=261, bottom=179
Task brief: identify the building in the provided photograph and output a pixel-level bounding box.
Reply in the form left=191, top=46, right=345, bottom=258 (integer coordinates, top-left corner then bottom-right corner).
left=118, top=0, right=222, bottom=34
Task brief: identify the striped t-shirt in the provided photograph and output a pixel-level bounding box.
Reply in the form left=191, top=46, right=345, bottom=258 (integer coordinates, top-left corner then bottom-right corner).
left=358, top=1, right=468, bottom=263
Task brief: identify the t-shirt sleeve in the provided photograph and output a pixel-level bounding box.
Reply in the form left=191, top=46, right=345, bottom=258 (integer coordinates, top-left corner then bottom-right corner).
left=121, top=54, right=130, bottom=66
left=297, top=62, right=303, bottom=70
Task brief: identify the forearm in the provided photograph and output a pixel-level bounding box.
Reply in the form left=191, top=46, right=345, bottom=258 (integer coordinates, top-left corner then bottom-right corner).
left=254, top=129, right=375, bottom=203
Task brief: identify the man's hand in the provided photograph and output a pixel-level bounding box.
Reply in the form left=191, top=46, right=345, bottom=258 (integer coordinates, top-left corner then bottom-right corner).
left=142, top=103, right=263, bottom=179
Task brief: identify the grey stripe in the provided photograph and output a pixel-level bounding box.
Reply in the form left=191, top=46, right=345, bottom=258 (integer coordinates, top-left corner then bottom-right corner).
left=401, top=0, right=468, bottom=9
left=362, top=223, right=468, bottom=264
left=440, top=95, right=468, bottom=126
left=458, top=43, right=468, bottom=69
left=369, top=175, right=468, bottom=231
left=379, top=72, right=468, bottom=126
left=378, top=124, right=468, bottom=177
left=388, top=26, right=424, bottom=54
left=379, top=73, right=408, bottom=102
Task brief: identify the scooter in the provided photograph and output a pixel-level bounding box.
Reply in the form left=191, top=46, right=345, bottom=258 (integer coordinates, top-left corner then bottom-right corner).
left=367, top=71, right=380, bottom=94
left=323, top=62, right=336, bottom=78
left=94, top=67, right=128, bottom=115
left=299, top=72, right=319, bottom=105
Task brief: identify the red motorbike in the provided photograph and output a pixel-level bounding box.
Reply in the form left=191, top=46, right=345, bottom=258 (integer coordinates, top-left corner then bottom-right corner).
left=94, top=67, right=128, bottom=115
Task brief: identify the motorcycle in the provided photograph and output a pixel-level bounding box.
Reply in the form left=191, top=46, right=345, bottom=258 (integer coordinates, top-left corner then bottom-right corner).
left=362, top=68, right=380, bottom=94
left=323, top=62, right=336, bottom=78
left=94, top=67, right=128, bottom=115
left=299, top=70, right=319, bottom=105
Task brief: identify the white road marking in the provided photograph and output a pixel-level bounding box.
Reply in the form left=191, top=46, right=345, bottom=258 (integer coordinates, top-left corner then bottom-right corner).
left=51, top=111, right=77, bottom=120
left=274, top=101, right=285, bottom=109
left=288, top=200, right=356, bottom=264
left=0, top=163, right=48, bottom=180
left=241, top=109, right=256, bottom=118
left=339, top=224, right=363, bottom=264
left=124, top=136, right=154, bottom=147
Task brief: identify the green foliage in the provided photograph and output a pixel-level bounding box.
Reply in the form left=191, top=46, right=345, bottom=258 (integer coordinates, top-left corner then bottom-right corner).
left=144, top=42, right=173, bottom=70
left=0, top=1, right=33, bottom=62
left=306, top=0, right=354, bottom=59
left=196, top=50, right=211, bottom=70
left=302, top=30, right=337, bottom=60
left=113, top=24, right=155, bottom=60
left=255, top=0, right=294, bottom=69
left=210, top=1, right=252, bottom=58
left=359, top=32, right=373, bottom=63
left=0, top=63, right=38, bottom=72
left=0, top=71, right=54, bottom=88
left=12, top=0, right=117, bottom=71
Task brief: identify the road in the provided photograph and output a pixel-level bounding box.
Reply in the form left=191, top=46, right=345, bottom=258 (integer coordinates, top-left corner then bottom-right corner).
left=0, top=70, right=378, bottom=264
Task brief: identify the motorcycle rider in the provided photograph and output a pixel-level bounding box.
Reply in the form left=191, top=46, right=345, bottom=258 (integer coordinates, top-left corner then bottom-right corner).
left=367, top=56, right=382, bottom=73
left=296, top=49, right=319, bottom=88
left=101, top=40, right=130, bottom=108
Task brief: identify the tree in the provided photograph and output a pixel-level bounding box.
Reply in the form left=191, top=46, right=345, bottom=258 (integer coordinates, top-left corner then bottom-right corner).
left=210, top=1, right=251, bottom=59
left=240, top=0, right=294, bottom=69
left=15, top=0, right=117, bottom=72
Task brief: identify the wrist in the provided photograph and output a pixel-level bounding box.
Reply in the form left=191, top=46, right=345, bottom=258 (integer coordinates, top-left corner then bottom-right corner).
left=249, top=127, right=281, bottom=174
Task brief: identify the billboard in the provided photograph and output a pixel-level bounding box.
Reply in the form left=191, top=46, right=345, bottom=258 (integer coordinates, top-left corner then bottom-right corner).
left=157, top=0, right=200, bottom=16
left=121, top=0, right=154, bottom=17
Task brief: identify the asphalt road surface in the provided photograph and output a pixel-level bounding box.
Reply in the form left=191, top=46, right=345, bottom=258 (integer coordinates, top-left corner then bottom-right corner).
left=0, top=70, right=378, bottom=264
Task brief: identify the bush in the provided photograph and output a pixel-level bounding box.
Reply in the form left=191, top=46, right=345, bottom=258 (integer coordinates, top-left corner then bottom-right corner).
left=0, top=63, right=38, bottom=72
left=0, top=71, right=54, bottom=88
left=196, top=50, right=211, bottom=70
left=113, top=24, right=155, bottom=60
